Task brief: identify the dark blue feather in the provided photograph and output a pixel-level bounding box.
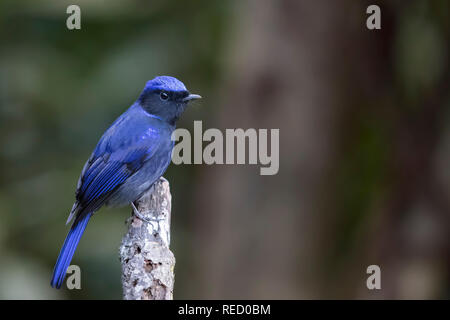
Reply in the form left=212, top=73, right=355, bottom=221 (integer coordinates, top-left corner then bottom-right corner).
left=51, top=76, right=199, bottom=289
left=51, top=213, right=92, bottom=289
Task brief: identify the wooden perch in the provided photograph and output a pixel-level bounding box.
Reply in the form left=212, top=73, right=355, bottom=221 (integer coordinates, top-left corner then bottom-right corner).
left=119, top=177, right=175, bottom=300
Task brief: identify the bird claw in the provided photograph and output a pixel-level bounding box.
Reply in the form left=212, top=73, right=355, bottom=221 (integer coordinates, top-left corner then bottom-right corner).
left=159, top=176, right=168, bottom=184
left=131, top=202, right=164, bottom=225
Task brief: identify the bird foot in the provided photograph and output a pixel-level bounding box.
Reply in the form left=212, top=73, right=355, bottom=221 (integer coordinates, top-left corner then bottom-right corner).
left=131, top=202, right=164, bottom=225
left=159, top=176, right=168, bottom=184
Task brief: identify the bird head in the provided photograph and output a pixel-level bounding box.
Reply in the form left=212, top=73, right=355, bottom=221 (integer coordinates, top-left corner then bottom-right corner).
left=137, top=76, right=201, bottom=125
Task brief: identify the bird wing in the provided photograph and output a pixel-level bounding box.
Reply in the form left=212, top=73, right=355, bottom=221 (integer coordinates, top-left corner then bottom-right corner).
left=67, top=116, right=166, bottom=224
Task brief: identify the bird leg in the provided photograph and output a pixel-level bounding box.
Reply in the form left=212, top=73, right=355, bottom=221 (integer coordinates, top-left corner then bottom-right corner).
left=130, top=201, right=164, bottom=225
left=159, top=176, right=168, bottom=184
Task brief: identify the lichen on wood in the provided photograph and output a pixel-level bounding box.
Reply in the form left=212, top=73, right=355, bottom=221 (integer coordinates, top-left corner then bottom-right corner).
left=119, top=177, right=175, bottom=300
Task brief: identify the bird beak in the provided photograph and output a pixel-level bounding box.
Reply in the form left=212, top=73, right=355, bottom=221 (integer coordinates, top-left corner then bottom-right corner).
left=182, top=94, right=202, bottom=102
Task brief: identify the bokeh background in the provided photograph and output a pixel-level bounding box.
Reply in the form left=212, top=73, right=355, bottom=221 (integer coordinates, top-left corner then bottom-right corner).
left=0, top=0, right=449, bottom=299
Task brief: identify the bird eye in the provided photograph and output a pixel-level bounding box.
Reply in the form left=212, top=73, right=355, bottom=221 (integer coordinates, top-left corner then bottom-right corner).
left=160, top=91, right=169, bottom=101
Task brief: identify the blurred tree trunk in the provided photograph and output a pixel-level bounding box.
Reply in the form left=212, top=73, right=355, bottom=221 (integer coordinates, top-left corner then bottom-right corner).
left=191, top=0, right=450, bottom=299
left=192, top=0, right=356, bottom=298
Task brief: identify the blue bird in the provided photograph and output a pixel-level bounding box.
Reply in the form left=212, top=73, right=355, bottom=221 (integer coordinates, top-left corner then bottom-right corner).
left=51, top=76, right=200, bottom=289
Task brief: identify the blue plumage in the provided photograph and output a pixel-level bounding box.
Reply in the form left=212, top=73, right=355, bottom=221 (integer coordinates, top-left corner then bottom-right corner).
left=51, top=76, right=201, bottom=288
left=51, top=213, right=92, bottom=288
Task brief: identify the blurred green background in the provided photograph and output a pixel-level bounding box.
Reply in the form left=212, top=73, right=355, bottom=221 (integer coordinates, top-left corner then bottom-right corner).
left=0, top=0, right=448, bottom=299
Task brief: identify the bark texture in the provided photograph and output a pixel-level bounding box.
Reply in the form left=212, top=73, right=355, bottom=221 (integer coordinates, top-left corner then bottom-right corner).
left=119, top=177, right=175, bottom=300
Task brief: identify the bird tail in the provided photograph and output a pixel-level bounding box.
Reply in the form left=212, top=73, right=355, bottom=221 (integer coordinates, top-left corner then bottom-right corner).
left=51, top=212, right=93, bottom=289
